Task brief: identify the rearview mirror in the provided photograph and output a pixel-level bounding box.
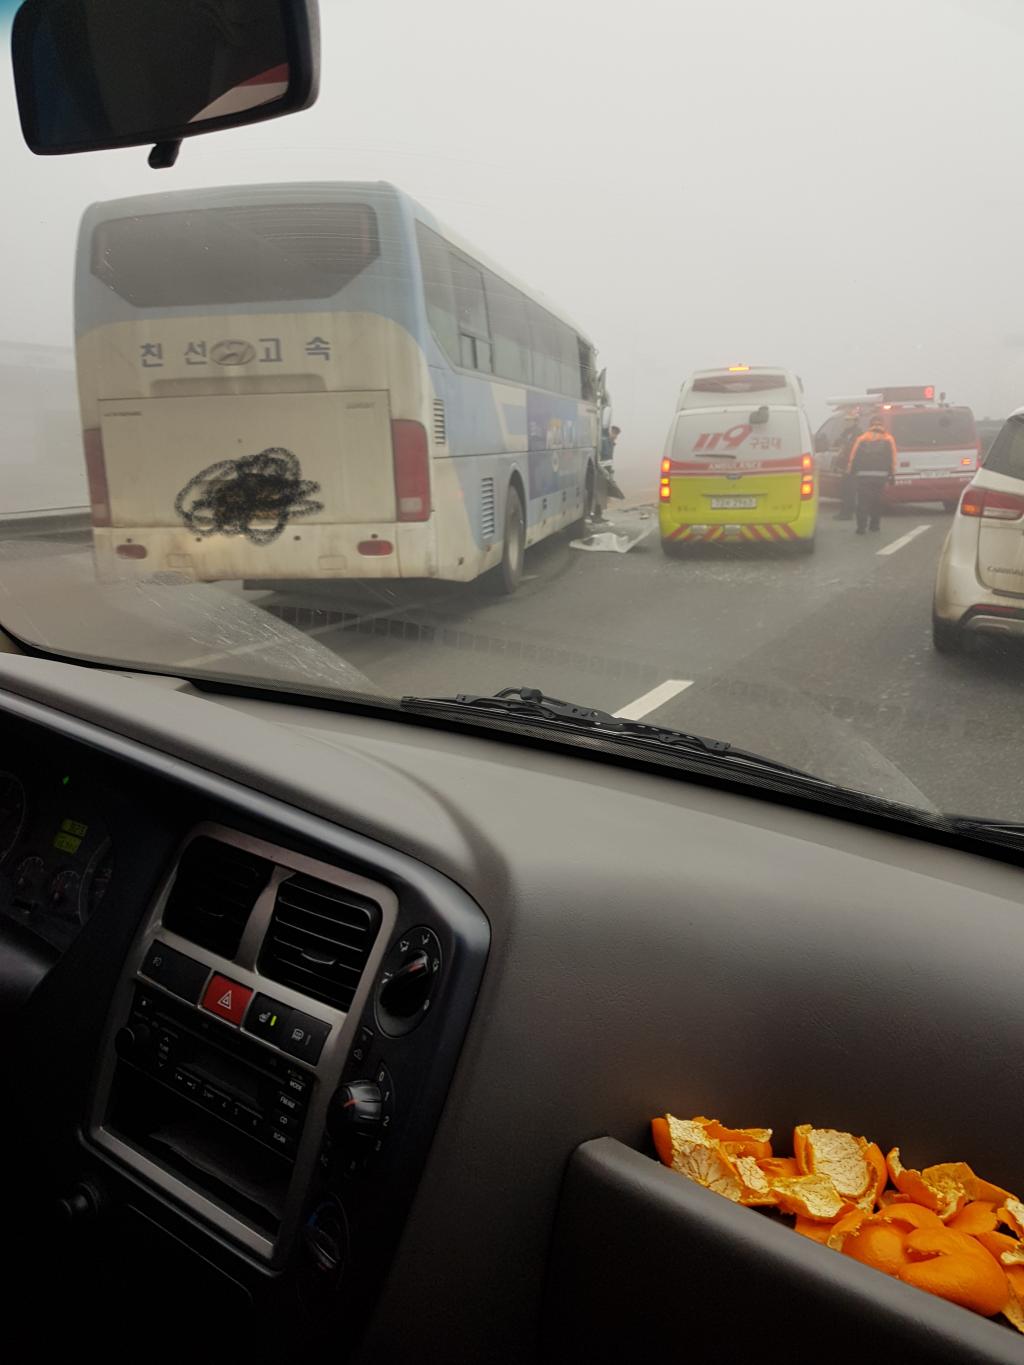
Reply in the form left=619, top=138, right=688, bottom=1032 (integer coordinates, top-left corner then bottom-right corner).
left=11, top=0, right=319, bottom=167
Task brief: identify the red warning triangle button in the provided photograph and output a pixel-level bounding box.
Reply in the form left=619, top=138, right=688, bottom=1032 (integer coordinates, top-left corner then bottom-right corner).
left=201, top=973, right=252, bottom=1026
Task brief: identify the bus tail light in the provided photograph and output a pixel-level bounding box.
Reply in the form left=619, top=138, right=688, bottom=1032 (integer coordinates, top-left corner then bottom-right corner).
left=83, top=428, right=111, bottom=526
left=392, top=420, right=430, bottom=522
left=960, top=485, right=1024, bottom=521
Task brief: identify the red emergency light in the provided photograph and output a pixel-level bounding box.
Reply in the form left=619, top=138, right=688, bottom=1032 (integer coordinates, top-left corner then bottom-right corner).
left=867, top=385, right=935, bottom=403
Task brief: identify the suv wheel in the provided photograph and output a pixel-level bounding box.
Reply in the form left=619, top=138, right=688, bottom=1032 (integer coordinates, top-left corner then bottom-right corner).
left=932, top=613, right=963, bottom=654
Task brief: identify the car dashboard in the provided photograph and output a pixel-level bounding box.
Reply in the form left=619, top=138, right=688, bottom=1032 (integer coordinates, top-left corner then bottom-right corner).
left=3, top=653, right=1024, bottom=1365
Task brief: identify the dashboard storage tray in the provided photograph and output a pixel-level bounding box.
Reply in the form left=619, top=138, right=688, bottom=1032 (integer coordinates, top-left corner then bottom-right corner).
left=542, top=1137, right=1024, bottom=1364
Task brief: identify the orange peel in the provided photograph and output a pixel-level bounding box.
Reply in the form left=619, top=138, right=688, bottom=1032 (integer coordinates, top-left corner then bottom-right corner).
left=998, top=1197, right=1024, bottom=1240
left=899, top=1228, right=1008, bottom=1317
left=795, top=1125, right=873, bottom=1202
left=664, top=1116, right=745, bottom=1202
left=770, top=1173, right=849, bottom=1222
left=974, top=1230, right=1020, bottom=1262
left=693, top=1116, right=773, bottom=1162
left=948, top=1201, right=998, bottom=1237
left=875, top=1202, right=944, bottom=1232
left=794, top=1216, right=833, bottom=1244
left=732, top=1155, right=777, bottom=1207
left=843, top=1220, right=912, bottom=1278
left=885, top=1148, right=969, bottom=1220
left=758, top=1156, right=798, bottom=1181
left=856, top=1143, right=888, bottom=1213
left=826, top=1208, right=869, bottom=1251
left=651, top=1117, right=673, bottom=1168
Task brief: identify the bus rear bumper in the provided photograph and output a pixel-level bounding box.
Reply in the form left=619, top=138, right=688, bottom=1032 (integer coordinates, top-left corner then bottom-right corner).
left=92, top=523, right=439, bottom=583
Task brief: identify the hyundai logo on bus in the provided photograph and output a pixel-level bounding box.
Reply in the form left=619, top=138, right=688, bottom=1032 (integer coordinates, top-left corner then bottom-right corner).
left=210, top=339, right=257, bottom=366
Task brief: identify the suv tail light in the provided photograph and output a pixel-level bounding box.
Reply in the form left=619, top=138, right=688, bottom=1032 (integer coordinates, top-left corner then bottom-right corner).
left=960, top=485, right=1024, bottom=521
left=392, top=420, right=430, bottom=522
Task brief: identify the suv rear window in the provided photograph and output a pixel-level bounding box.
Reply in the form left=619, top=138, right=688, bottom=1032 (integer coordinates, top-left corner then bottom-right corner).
left=91, top=203, right=381, bottom=306
left=888, top=408, right=976, bottom=449
left=983, top=416, right=1024, bottom=481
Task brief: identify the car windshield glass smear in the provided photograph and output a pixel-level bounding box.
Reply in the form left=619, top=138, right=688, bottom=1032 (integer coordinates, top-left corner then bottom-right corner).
left=0, top=0, right=1022, bottom=824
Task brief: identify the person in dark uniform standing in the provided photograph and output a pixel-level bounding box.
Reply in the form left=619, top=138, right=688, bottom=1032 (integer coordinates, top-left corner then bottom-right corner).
left=847, top=416, right=898, bottom=534
left=832, top=413, right=861, bottom=521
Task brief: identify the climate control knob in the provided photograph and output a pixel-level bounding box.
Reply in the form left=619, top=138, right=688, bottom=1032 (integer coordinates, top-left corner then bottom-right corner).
left=114, top=1020, right=152, bottom=1062
left=328, top=1079, right=382, bottom=1137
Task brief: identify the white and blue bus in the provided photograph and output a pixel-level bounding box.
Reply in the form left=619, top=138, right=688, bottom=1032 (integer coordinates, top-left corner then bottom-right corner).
left=75, top=181, right=602, bottom=591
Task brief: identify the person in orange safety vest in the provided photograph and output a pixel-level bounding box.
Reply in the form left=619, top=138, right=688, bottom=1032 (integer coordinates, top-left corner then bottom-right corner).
left=847, top=417, right=898, bottom=534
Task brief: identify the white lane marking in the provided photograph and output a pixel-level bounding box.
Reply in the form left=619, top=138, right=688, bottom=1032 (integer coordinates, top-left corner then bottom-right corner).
left=877, top=524, right=931, bottom=557
left=614, top=678, right=693, bottom=720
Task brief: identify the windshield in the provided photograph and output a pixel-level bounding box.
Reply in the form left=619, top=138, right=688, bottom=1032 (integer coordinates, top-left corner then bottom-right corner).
left=1, top=0, right=1022, bottom=824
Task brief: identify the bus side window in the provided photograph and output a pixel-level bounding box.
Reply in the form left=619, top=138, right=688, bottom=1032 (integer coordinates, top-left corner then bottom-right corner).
left=416, top=222, right=459, bottom=364
left=528, top=303, right=561, bottom=393
left=450, top=252, right=492, bottom=374
left=556, top=321, right=581, bottom=398
left=485, top=271, right=532, bottom=385
left=578, top=337, right=596, bottom=401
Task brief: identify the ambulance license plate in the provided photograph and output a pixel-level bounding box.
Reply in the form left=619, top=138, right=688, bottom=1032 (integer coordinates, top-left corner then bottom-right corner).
left=711, top=496, right=756, bottom=510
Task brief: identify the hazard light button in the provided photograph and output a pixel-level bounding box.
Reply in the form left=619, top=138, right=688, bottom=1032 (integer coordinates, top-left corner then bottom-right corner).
left=201, top=974, right=253, bottom=1026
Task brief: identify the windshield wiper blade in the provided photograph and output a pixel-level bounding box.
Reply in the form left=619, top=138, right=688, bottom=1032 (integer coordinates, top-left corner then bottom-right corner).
left=946, top=816, right=1024, bottom=845
left=401, top=685, right=824, bottom=783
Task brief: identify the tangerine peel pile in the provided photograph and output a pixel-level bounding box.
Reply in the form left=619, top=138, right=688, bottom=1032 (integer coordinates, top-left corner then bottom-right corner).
left=651, top=1113, right=1024, bottom=1331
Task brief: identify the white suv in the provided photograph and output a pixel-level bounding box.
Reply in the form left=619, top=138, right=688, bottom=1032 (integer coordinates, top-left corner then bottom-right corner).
left=932, top=406, right=1024, bottom=651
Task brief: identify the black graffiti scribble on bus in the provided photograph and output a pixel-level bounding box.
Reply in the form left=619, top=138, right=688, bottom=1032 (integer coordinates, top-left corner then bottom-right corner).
left=174, top=449, right=324, bottom=546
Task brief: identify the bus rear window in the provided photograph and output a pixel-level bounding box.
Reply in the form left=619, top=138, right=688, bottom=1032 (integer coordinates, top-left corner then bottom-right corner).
left=691, top=374, right=790, bottom=394
left=888, top=409, right=976, bottom=449
left=91, top=203, right=381, bottom=306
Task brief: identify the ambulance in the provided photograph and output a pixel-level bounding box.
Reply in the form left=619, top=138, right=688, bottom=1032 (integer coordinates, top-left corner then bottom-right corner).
left=816, top=386, right=979, bottom=512
left=658, top=365, right=818, bottom=554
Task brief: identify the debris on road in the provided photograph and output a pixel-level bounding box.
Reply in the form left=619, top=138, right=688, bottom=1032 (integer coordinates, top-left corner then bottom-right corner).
left=570, top=519, right=656, bottom=554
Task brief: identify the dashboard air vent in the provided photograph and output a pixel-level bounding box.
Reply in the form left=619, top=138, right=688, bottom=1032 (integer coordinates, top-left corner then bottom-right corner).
left=163, top=836, right=273, bottom=958
left=259, top=873, right=381, bottom=1011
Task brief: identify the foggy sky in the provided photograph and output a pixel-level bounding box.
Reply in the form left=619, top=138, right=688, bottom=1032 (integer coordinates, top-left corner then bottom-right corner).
left=0, top=0, right=1020, bottom=485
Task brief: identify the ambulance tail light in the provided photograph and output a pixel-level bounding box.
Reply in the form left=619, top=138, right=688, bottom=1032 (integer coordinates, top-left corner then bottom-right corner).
left=83, top=428, right=111, bottom=527
left=800, top=455, right=814, bottom=500
left=392, top=420, right=430, bottom=521
left=960, top=485, right=1024, bottom=521
left=660, top=456, right=672, bottom=501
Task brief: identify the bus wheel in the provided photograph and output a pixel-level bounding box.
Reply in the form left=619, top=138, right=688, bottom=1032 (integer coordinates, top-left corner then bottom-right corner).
left=494, top=485, right=525, bottom=594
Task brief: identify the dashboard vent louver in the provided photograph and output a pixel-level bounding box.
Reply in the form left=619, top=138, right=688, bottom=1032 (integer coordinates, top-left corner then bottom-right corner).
left=162, top=836, right=273, bottom=958
left=259, top=874, right=381, bottom=1011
